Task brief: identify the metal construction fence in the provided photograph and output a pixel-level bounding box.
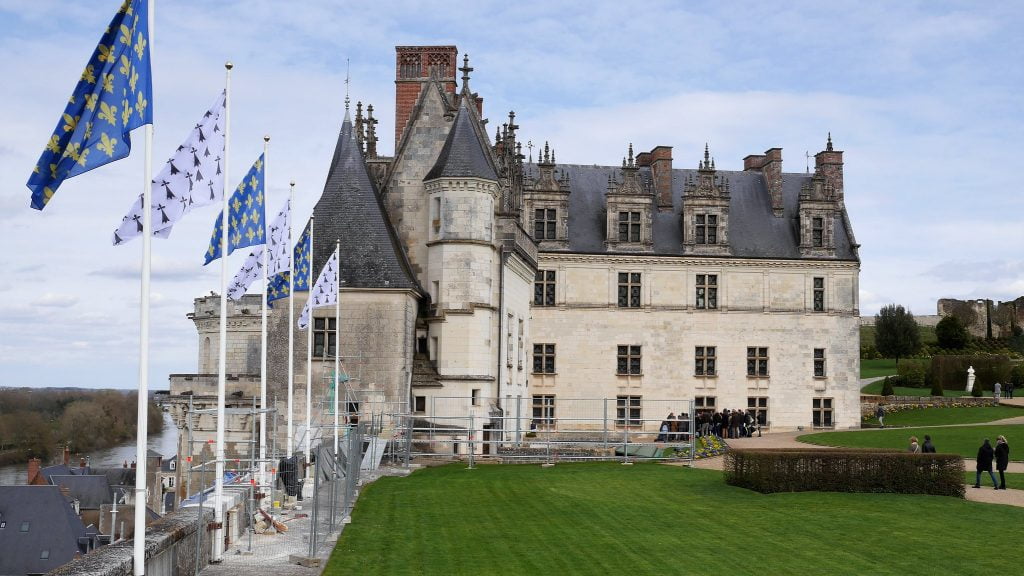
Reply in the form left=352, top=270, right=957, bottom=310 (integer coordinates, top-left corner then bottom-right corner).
left=305, top=426, right=363, bottom=559
left=329, top=393, right=699, bottom=467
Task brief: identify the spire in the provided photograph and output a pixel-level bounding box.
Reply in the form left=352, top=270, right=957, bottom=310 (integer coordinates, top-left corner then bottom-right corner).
left=459, top=53, right=473, bottom=91
left=826, top=132, right=833, bottom=151
left=365, top=104, right=378, bottom=159
left=344, top=58, right=351, bottom=118
left=627, top=143, right=635, bottom=168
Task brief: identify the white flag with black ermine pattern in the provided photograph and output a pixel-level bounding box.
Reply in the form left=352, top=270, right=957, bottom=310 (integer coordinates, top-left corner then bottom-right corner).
left=265, top=198, right=291, bottom=276
left=227, top=247, right=264, bottom=301
left=298, top=247, right=338, bottom=330
left=112, top=91, right=226, bottom=245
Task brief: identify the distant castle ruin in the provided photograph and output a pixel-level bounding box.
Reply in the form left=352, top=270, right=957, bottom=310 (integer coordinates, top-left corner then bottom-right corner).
left=937, top=297, right=1024, bottom=339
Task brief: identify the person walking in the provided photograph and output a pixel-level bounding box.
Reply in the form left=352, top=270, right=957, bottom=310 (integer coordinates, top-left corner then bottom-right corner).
left=921, top=435, right=936, bottom=453
left=1007, top=381, right=1015, bottom=399
left=908, top=436, right=920, bottom=453
left=974, top=438, right=998, bottom=489
left=876, top=404, right=886, bottom=428
left=995, top=435, right=1010, bottom=490
left=994, top=382, right=1002, bottom=403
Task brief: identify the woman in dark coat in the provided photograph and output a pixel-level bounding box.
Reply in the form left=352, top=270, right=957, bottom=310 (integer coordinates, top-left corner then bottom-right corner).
left=921, top=435, right=936, bottom=453
left=995, top=435, right=1010, bottom=490
left=974, top=438, right=998, bottom=489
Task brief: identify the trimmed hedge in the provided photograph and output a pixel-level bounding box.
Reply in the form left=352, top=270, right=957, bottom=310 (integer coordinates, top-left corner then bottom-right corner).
left=929, top=355, right=1011, bottom=392
left=723, top=448, right=964, bottom=498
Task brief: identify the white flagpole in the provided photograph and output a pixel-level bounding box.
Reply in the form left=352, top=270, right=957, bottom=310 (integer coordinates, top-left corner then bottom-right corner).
left=286, top=186, right=294, bottom=459
left=259, top=135, right=269, bottom=495
left=305, top=216, right=315, bottom=461
left=213, top=60, right=232, bottom=563
left=334, top=240, right=340, bottom=455
left=133, top=3, right=154, bottom=573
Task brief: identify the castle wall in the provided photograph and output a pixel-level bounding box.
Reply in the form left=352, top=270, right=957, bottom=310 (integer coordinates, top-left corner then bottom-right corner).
left=529, top=254, right=861, bottom=430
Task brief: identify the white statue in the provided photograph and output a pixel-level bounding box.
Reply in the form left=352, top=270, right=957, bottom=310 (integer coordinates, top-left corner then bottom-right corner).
left=966, top=365, right=976, bottom=393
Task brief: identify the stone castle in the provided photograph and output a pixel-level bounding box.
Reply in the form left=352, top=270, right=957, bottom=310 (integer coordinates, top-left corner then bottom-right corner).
left=166, top=44, right=862, bottom=470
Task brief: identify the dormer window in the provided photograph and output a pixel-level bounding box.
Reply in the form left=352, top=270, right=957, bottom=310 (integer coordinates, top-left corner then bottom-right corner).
left=696, top=214, right=718, bottom=244
left=534, top=208, right=557, bottom=240
left=812, top=217, right=824, bottom=247
left=618, top=211, right=641, bottom=242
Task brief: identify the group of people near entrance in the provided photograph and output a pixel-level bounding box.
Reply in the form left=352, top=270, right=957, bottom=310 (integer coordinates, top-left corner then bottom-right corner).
left=974, top=436, right=1012, bottom=490
left=655, top=409, right=760, bottom=442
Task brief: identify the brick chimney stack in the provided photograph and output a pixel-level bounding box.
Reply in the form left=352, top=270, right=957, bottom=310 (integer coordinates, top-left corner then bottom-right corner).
left=394, top=45, right=458, bottom=150
left=637, top=146, right=674, bottom=211
left=743, top=148, right=784, bottom=216
left=814, top=133, right=844, bottom=202
left=27, top=458, right=41, bottom=484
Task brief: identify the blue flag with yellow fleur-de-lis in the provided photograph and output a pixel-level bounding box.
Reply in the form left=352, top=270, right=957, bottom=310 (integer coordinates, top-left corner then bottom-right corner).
left=203, top=153, right=266, bottom=265
left=26, top=0, right=153, bottom=211
left=266, top=219, right=312, bottom=305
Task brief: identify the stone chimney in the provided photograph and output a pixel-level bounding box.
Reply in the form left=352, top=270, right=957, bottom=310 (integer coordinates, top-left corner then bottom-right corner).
left=27, top=458, right=41, bottom=484
left=743, top=148, right=783, bottom=216
left=814, top=134, right=844, bottom=202
left=394, top=45, right=458, bottom=150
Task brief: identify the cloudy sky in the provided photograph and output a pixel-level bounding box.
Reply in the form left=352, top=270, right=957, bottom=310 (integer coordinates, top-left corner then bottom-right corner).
left=1, top=0, right=1021, bottom=390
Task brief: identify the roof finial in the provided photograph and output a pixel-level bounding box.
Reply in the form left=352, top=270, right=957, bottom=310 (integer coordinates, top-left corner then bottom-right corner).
left=703, top=143, right=710, bottom=168
left=344, top=58, right=351, bottom=113
left=459, top=53, right=473, bottom=89
left=826, top=132, right=833, bottom=151
left=551, top=148, right=556, bottom=164
left=627, top=143, right=634, bottom=167
left=543, top=141, right=550, bottom=164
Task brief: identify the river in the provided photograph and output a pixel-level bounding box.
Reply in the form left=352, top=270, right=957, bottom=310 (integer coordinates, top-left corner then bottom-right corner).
left=0, top=411, right=178, bottom=485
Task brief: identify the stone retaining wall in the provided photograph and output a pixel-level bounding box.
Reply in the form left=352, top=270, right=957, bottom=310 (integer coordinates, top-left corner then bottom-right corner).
left=860, top=395, right=995, bottom=417
left=47, top=507, right=213, bottom=576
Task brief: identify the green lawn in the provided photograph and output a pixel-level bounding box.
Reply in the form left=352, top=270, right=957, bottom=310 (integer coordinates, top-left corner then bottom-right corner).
left=325, top=463, right=1024, bottom=575
left=862, top=405, right=1024, bottom=427
left=860, top=379, right=995, bottom=398
left=799, top=425, right=1024, bottom=460
left=860, top=358, right=898, bottom=379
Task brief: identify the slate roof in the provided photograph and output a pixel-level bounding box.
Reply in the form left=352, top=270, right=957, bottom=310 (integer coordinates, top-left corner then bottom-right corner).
left=424, top=99, right=498, bottom=181
left=311, top=114, right=422, bottom=292
left=526, top=164, right=858, bottom=261
left=49, top=475, right=113, bottom=510
left=0, top=485, right=91, bottom=576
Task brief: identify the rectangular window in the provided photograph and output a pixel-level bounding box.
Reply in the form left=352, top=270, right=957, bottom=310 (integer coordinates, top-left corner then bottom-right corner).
left=812, top=398, right=834, bottom=428
left=432, top=197, right=441, bottom=233
left=471, top=389, right=480, bottom=406
left=616, top=395, right=642, bottom=427
left=813, top=277, right=825, bottom=312
left=812, top=217, right=824, bottom=247
left=533, top=344, right=555, bottom=374
left=534, top=208, right=557, bottom=240
left=696, top=214, right=718, bottom=244
left=414, top=396, right=426, bottom=413
left=517, top=318, right=524, bottom=370
left=814, top=348, right=826, bottom=378
left=618, top=211, right=641, bottom=242
left=747, top=397, right=768, bottom=427
left=313, top=317, right=337, bottom=358
left=617, top=345, right=642, bottom=375
left=695, top=396, right=716, bottom=416
left=532, top=395, right=556, bottom=428
left=617, top=272, right=642, bottom=308
left=507, top=314, right=514, bottom=368
left=695, top=274, right=718, bottom=309
left=695, top=346, right=716, bottom=376
left=534, top=270, right=556, bottom=306
left=746, top=347, right=769, bottom=377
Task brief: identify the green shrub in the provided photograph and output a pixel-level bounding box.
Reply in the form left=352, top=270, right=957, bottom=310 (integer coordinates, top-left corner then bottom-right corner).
left=723, top=449, right=964, bottom=497
left=897, top=360, right=929, bottom=388
left=881, top=377, right=895, bottom=396
left=1011, top=364, right=1024, bottom=389
left=930, top=379, right=944, bottom=397
left=972, top=384, right=983, bottom=397
left=861, top=344, right=881, bottom=360
left=936, top=316, right=970, bottom=349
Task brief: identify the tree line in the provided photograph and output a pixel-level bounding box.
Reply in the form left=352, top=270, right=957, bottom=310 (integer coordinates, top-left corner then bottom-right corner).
left=0, top=388, right=164, bottom=465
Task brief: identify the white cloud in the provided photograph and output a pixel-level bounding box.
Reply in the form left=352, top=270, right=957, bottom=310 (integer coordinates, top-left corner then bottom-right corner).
left=31, top=293, right=79, bottom=308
